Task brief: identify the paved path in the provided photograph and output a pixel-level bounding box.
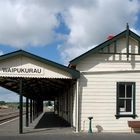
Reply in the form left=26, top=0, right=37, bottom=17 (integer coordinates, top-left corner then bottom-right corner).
left=0, top=133, right=140, bottom=140
left=0, top=112, right=74, bottom=136
left=0, top=112, right=140, bottom=140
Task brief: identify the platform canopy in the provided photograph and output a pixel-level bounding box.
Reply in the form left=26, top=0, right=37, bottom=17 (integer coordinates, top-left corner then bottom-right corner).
left=0, top=50, right=80, bottom=100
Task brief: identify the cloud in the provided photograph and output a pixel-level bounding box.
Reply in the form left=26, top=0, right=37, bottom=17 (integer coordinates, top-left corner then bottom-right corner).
left=130, top=28, right=140, bottom=35
left=0, top=0, right=94, bottom=48
left=0, top=0, right=139, bottom=63
left=0, top=50, right=3, bottom=55
left=59, top=0, right=140, bottom=63
left=0, top=0, right=60, bottom=48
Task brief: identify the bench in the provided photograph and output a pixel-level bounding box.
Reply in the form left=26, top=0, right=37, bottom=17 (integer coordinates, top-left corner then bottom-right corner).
left=128, top=121, right=140, bottom=133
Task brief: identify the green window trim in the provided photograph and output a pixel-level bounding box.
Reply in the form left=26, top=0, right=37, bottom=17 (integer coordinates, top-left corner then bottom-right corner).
left=116, top=82, right=136, bottom=119
left=115, top=114, right=137, bottom=119
left=114, top=41, right=117, bottom=53
left=138, top=41, right=140, bottom=54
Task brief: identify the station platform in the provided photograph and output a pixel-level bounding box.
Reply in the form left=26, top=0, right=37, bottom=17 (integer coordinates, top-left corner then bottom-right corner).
left=0, top=112, right=74, bottom=136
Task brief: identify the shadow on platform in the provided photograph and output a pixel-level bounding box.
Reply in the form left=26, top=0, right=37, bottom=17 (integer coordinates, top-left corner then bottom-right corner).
left=35, top=112, right=70, bottom=129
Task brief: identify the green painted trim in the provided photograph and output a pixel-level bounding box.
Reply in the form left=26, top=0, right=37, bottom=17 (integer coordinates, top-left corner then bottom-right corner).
left=19, top=78, right=23, bottom=134
left=115, top=114, right=137, bottom=119
left=129, top=31, right=140, bottom=42
left=133, top=82, right=136, bottom=117
left=116, top=82, right=136, bottom=119
left=116, top=82, right=119, bottom=117
left=114, top=41, right=117, bottom=53
left=0, top=50, right=80, bottom=79
left=70, top=30, right=126, bottom=65
left=101, top=48, right=104, bottom=53
left=70, top=29, right=140, bottom=65
left=126, top=24, right=129, bottom=59
left=107, top=45, right=110, bottom=53
left=138, top=41, right=140, bottom=54
left=98, top=52, right=140, bottom=55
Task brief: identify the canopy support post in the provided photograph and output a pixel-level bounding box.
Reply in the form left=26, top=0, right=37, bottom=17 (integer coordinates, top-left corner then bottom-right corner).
left=26, top=97, right=29, bottom=127
left=19, top=78, right=23, bottom=134
left=76, top=79, right=79, bottom=133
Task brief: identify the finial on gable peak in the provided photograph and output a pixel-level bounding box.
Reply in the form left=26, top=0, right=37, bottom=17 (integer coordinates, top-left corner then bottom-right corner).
left=126, top=23, right=129, bottom=30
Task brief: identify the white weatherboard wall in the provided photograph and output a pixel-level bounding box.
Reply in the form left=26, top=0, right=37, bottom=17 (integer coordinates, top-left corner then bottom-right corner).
left=76, top=37, right=140, bottom=132
left=79, top=72, right=140, bottom=132
left=58, top=84, right=77, bottom=127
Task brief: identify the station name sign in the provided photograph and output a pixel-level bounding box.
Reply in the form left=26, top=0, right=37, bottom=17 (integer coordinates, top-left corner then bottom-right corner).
left=1, top=67, right=44, bottom=75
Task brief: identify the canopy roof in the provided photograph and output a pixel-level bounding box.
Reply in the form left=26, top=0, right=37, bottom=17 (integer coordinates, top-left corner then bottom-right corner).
left=0, top=50, right=80, bottom=100
left=0, top=50, right=80, bottom=79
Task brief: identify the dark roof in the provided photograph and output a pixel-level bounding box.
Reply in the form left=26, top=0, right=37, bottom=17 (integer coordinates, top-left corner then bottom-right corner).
left=70, top=28, right=140, bottom=65
left=0, top=50, right=80, bottom=79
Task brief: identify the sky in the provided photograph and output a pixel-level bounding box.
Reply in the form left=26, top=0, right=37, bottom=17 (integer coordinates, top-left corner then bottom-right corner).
left=0, top=0, right=140, bottom=102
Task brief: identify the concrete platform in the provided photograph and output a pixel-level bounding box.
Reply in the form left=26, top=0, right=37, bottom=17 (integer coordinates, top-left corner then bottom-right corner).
left=1, top=113, right=140, bottom=140
left=0, top=112, right=74, bottom=136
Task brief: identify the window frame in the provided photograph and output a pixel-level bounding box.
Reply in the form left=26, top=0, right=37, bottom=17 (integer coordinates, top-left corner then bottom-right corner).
left=115, top=82, right=136, bottom=119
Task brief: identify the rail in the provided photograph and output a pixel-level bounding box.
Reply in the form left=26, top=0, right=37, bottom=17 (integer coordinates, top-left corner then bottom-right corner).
left=0, top=110, right=25, bottom=124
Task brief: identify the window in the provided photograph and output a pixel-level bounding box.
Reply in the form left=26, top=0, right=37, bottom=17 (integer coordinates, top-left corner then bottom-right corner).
left=116, top=82, right=136, bottom=119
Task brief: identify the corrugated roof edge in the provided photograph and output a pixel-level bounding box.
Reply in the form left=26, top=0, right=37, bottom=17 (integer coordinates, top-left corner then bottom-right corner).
left=0, top=50, right=80, bottom=79
left=70, top=28, right=140, bottom=65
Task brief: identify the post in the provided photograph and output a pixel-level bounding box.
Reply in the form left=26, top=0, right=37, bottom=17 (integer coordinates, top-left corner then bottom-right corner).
left=76, top=79, right=79, bottom=132
left=26, top=97, right=29, bottom=127
left=30, top=99, right=33, bottom=123
left=126, top=23, right=129, bottom=60
left=33, top=100, right=35, bottom=120
left=36, top=100, right=39, bottom=117
left=42, top=101, right=44, bottom=113
left=19, top=78, right=23, bottom=134
left=33, top=100, right=37, bottom=120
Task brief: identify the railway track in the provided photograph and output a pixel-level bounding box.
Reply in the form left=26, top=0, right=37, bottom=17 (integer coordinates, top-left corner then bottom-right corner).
left=0, top=109, right=25, bottom=124
left=0, top=112, right=19, bottom=124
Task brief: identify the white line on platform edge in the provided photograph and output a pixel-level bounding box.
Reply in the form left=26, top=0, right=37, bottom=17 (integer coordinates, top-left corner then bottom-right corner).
left=0, top=117, right=19, bottom=126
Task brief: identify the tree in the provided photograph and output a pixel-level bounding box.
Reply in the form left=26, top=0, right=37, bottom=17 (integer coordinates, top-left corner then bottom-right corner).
left=45, top=101, right=52, bottom=106
left=0, top=101, right=6, bottom=105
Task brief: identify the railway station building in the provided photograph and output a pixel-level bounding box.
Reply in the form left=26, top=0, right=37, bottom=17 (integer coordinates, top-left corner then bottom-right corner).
left=1, top=25, right=140, bottom=133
